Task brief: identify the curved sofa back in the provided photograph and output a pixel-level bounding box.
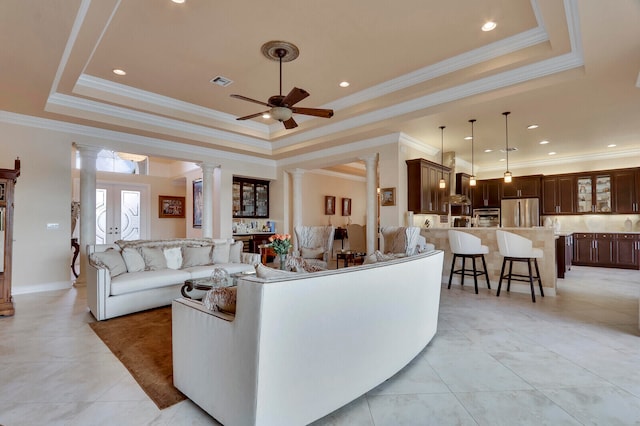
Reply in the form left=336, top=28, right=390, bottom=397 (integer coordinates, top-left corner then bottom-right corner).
left=173, top=250, right=444, bottom=426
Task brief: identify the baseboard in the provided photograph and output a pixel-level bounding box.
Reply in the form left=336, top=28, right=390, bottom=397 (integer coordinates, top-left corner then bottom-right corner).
left=12, top=281, right=73, bottom=295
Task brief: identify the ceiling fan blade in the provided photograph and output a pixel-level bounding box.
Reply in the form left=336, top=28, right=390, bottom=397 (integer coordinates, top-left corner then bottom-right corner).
left=291, top=107, right=334, bottom=118
left=282, top=117, right=298, bottom=129
left=281, top=87, right=310, bottom=107
left=236, top=111, right=269, bottom=120
left=230, top=94, right=272, bottom=108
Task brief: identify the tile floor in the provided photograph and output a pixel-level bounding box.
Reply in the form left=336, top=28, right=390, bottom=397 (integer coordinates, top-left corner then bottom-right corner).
left=1, top=265, right=639, bottom=425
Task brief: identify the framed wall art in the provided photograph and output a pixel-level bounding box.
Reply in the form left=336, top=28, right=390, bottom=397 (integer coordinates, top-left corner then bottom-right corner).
left=193, top=179, right=203, bottom=228
left=381, top=187, right=396, bottom=206
left=159, top=195, right=186, bottom=218
left=325, top=195, right=336, bottom=215
left=341, top=197, right=351, bottom=216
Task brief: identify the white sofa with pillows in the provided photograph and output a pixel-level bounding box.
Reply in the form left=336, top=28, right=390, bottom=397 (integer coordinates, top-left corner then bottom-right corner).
left=173, top=250, right=444, bottom=426
left=87, top=238, right=259, bottom=321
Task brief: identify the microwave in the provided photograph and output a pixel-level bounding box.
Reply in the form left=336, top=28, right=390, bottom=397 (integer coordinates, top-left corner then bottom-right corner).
left=473, top=208, right=500, bottom=227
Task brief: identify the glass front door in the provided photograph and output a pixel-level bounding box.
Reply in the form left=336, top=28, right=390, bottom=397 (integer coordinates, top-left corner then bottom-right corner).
left=96, top=184, right=148, bottom=244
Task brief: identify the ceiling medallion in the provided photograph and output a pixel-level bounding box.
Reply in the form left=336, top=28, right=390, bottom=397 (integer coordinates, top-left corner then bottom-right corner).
left=261, top=41, right=299, bottom=62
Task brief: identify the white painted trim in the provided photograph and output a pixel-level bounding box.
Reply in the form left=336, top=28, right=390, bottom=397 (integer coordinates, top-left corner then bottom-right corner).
left=398, top=133, right=439, bottom=156
left=307, top=169, right=367, bottom=183
left=12, top=281, right=73, bottom=295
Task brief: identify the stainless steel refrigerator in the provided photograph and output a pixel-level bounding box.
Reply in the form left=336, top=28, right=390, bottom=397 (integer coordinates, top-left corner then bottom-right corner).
left=501, top=198, right=540, bottom=227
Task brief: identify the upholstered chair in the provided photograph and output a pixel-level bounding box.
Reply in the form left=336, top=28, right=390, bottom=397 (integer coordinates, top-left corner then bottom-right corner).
left=345, top=224, right=366, bottom=253
left=447, top=230, right=491, bottom=294
left=293, top=225, right=335, bottom=269
left=496, top=230, right=544, bottom=302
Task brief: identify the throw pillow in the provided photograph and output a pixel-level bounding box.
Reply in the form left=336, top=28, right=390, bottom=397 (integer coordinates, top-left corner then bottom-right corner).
left=300, top=247, right=324, bottom=260
left=203, top=286, right=237, bottom=314
left=212, top=242, right=230, bottom=264
left=362, top=253, right=378, bottom=265
left=90, top=249, right=127, bottom=277
left=163, top=247, right=183, bottom=270
left=255, top=263, right=298, bottom=278
left=140, top=246, right=167, bottom=270
left=182, top=246, right=212, bottom=268
left=121, top=247, right=145, bottom=273
left=229, top=241, right=243, bottom=263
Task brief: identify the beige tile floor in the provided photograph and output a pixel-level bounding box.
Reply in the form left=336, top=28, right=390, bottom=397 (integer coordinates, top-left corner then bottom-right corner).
left=1, top=265, right=639, bottom=425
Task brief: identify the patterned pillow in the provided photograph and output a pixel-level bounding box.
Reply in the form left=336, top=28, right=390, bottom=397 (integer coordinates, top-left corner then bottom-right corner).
left=203, top=286, right=237, bottom=314
left=255, top=263, right=299, bottom=278
left=90, top=249, right=127, bottom=277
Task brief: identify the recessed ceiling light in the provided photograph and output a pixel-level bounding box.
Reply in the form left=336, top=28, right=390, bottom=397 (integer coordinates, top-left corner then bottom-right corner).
left=527, top=124, right=539, bottom=130
left=499, top=158, right=506, bottom=162
left=548, top=152, right=556, bottom=155
left=464, top=136, right=472, bottom=140
left=607, top=144, right=617, bottom=148
left=339, top=81, right=350, bottom=88
left=484, top=149, right=493, bottom=153
left=112, top=69, right=126, bottom=76
left=482, top=21, right=497, bottom=32
left=539, top=140, right=549, bottom=145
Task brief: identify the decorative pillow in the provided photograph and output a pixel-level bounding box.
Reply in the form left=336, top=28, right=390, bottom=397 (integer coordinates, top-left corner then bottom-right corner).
left=121, top=247, right=145, bottom=273
left=182, top=246, right=212, bottom=268
left=90, top=249, right=127, bottom=277
left=140, top=246, right=167, bottom=270
left=362, top=253, right=378, bottom=265
left=374, top=250, right=397, bottom=263
left=300, top=247, right=324, bottom=260
left=229, top=241, right=243, bottom=263
left=203, top=286, right=237, bottom=314
left=212, top=242, right=230, bottom=264
left=163, top=247, right=183, bottom=270
left=255, top=263, right=299, bottom=278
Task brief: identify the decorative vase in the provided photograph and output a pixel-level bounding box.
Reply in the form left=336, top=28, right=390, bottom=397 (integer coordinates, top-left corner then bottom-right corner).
left=278, top=253, right=287, bottom=270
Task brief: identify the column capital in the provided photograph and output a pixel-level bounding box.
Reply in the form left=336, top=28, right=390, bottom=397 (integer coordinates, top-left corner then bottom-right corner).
left=287, top=168, right=306, bottom=178
left=74, top=143, right=102, bottom=159
left=358, top=153, right=378, bottom=168
left=198, top=162, right=220, bottom=174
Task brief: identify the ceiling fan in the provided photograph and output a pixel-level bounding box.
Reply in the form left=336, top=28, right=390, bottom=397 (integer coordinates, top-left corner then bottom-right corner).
left=231, top=41, right=334, bottom=130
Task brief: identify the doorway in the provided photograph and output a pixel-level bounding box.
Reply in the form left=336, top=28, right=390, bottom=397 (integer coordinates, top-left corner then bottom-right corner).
left=96, top=183, right=149, bottom=244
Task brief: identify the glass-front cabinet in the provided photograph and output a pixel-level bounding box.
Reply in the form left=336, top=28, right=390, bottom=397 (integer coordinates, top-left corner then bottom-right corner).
left=577, top=174, right=611, bottom=213
left=232, top=177, right=269, bottom=218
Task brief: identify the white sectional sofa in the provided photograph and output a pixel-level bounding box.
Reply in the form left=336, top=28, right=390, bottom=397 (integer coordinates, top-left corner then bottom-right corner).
left=87, top=238, right=259, bottom=321
left=173, top=250, right=444, bottom=426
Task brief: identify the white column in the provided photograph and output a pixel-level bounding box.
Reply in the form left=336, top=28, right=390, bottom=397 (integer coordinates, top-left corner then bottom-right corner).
left=199, top=162, right=218, bottom=238
left=360, top=154, right=378, bottom=254
left=75, top=144, right=101, bottom=287
left=287, top=168, right=305, bottom=250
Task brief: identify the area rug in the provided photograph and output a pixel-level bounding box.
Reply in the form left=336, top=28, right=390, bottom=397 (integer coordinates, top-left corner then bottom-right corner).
left=89, top=306, right=186, bottom=409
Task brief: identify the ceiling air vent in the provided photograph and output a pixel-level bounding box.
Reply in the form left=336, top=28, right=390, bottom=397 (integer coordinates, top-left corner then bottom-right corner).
left=210, top=76, right=233, bottom=87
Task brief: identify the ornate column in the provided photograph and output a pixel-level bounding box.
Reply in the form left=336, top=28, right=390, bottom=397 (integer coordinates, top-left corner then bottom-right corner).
left=287, top=168, right=305, bottom=250
left=199, top=162, right=218, bottom=238
left=75, top=144, right=101, bottom=287
left=360, top=154, right=378, bottom=254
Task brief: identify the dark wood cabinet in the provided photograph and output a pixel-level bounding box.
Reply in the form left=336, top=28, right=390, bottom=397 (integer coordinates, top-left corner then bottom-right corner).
left=612, top=168, right=640, bottom=213
left=451, top=173, right=472, bottom=216
left=0, top=159, right=20, bottom=317
left=542, top=175, right=576, bottom=214
left=577, top=173, right=612, bottom=213
left=232, top=177, right=269, bottom=218
left=556, top=234, right=573, bottom=278
left=406, top=158, right=451, bottom=214
left=501, top=175, right=541, bottom=199
left=472, top=179, right=501, bottom=209
left=573, top=233, right=638, bottom=270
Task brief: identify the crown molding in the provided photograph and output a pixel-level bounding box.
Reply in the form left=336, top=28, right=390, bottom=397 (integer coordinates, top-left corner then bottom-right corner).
left=398, top=133, right=439, bottom=156
left=307, top=168, right=367, bottom=183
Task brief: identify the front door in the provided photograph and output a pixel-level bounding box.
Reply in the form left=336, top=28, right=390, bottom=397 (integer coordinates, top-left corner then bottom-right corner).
left=96, top=183, right=148, bottom=244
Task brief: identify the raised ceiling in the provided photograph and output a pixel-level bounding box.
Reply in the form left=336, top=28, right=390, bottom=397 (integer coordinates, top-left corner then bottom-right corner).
left=1, top=0, right=639, bottom=171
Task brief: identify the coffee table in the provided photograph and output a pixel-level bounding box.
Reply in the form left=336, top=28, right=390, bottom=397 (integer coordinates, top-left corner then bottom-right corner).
left=336, top=251, right=366, bottom=268
left=181, top=271, right=255, bottom=299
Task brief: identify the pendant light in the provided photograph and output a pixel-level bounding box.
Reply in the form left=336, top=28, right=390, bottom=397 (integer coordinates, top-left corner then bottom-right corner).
left=468, top=119, right=477, bottom=187
left=502, top=111, right=512, bottom=183
left=439, top=126, right=446, bottom=189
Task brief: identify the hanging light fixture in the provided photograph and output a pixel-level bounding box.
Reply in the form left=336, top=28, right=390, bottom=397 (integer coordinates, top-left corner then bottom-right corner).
left=469, top=119, right=477, bottom=187
left=439, top=125, right=447, bottom=189
left=502, top=111, right=512, bottom=183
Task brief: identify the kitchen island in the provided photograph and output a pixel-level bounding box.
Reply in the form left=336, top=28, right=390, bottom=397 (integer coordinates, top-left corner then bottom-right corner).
left=421, top=227, right=557, bottom=296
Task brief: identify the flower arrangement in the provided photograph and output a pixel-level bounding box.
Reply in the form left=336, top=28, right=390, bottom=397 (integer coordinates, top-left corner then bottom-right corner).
left=269, top=233, right=292, bottom=255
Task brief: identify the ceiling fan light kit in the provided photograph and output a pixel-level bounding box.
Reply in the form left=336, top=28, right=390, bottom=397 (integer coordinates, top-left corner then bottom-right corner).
left=230, top=40, right=334, bottom=129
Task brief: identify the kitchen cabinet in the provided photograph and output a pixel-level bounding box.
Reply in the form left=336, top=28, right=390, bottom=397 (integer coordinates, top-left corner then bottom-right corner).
left=451, top=173, right=472, bottom=216
left=556, top=233, right=573, bottom=278
left=612, top=168, right=640, bottom=213
left=406, top=158, right=451, bottom=214
left=542, top=175, right=576, bottom=214
left=232, top=177, right=269, bottom=218
left=501, top=175, right=541, bottom=199
left=472, top=179, right=501, bottom=209
left=573, top=233, right=638, bottom=269
left=576, top=173, right=611, bottom=213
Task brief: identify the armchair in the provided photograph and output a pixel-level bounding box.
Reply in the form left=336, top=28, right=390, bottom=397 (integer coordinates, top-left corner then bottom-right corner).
left=294, top=225, right=335, bottom=269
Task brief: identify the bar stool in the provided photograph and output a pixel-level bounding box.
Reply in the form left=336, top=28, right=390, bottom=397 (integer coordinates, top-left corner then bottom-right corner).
left=447, top=230, right=491, bottom=294
left=496, top=230, right=544, bottom=303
